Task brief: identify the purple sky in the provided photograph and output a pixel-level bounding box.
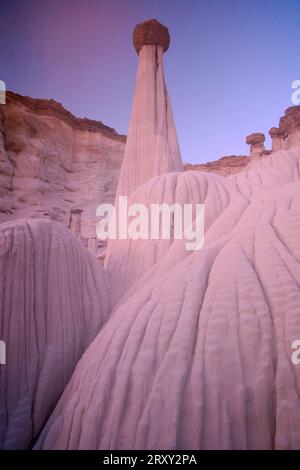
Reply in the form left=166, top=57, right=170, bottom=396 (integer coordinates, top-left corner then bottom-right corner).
left=1, top=0, right=300, bottom=163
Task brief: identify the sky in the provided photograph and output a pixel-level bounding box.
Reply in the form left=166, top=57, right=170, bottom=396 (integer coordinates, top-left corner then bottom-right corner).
left=1, top=0, right=300, bottom=164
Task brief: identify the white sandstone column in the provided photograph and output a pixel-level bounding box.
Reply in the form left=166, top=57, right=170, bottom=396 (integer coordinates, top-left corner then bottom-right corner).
left=69, top=208, right=83, bottom=239
left=116, top=19, right=183, bottom=198
left=87, top=237, right=98, bottom=254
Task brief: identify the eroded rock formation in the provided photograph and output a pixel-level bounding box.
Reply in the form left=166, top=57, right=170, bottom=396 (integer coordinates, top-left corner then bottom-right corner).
left=133, top=19, right=170, bottom=54
left=2, top=18, right=300, bottom=451
left=115, top=19, right=182, bottom=199
left=279, top=106, right=300, bottom=149
left=0, top=218, right=111, bottom=449
left=35, top=143, right=300, bottom=450
left=245, top=132, right=266, bottom=157
left=184, top=155, right=250, bottom=176
left=31, top=22, right=300, bottom=450
left=2, top=94, right=299, bottom=253
left=269, top=127, right=285, bottom=152
left=0, top=92, right=125, bottom=239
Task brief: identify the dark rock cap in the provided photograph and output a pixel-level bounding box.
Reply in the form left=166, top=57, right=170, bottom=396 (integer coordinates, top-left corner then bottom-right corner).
left=245, top=132, right=265, bottom=145
left=269, top=127, right=285, bottom=138
left=70, top=208, right=83, bottom=214
left=133, top=19, right=170, bottom=54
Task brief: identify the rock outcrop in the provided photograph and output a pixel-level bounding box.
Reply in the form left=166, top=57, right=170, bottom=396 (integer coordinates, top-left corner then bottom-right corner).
left=0, top=92, right=125, bottom=239
left=245, top=132, right=266, bottom=157
left=184, top=155, right=250, bottom=176
left=0, top=218, right=111, bottom=449
left=278, top=106, right=300, bottom=149
left=269, top=127, right=285, bottom=152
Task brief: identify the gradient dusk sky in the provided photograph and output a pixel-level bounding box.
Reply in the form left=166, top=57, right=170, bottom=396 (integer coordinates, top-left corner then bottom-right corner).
left=1, top=0, right=300, bottom=163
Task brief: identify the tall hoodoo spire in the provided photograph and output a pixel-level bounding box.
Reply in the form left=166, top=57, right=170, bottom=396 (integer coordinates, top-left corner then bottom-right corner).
left=116, top=19, right=183, bottom=198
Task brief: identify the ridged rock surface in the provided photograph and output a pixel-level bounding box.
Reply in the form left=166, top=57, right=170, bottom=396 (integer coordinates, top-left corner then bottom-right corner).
left=114, top=43, right=182, bottom=199
left=0, top=218, right=111, bottom=449
left=36, top=145, right=300, bottom=450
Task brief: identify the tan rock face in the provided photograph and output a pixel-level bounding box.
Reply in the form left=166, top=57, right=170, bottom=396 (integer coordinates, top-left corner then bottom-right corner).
left=0, top=92, right=126, bottom=239
left=5, top=92, right=125, bottom=141
left=133, top=19, right=170, bottom=54
left=184, top=155, right=250, bottom=176
left=279, top=105, right=300, bottom=149
left=280, top=106, right=300, bottom=134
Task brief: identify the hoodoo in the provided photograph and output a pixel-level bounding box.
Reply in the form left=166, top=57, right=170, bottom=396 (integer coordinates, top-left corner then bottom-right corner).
left=115, top=19, right=183, bottom=198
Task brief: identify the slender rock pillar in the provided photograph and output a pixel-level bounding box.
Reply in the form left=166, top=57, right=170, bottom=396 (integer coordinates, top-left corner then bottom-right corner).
left=87, top=237, right=98, bottom=254
left=69, top=209, right=83, bottom=238
left=116, top=19, right=183, bottom=198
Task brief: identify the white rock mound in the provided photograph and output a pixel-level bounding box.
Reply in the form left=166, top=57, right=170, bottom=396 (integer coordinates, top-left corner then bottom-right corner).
left=0, top=218, right=111, bottom=449
left=35, top=146, right=300, bottom=450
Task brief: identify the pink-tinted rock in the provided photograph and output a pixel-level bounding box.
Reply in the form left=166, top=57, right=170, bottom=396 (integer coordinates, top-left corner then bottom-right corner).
left=269, top=127, right=285, bottom=152
left=114, top=42, right=182, bottom=199
left=184, top=155, right=250, bottom=176
left=35, top=145, right=300, bottom=450
left=245, top=132, right=265, bottom=157
left=0, top=218, right=110, bottom=449
left=279, top=106, right=300, bottom=149
left=0, top=92, right=125, bottom=240
left=3, top=18, right=300, bottom=451
left=0, top=108, right=13, bottom=211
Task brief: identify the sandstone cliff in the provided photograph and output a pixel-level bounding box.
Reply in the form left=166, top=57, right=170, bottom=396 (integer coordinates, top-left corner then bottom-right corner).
left=0, top=92, right=125, bottom=239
